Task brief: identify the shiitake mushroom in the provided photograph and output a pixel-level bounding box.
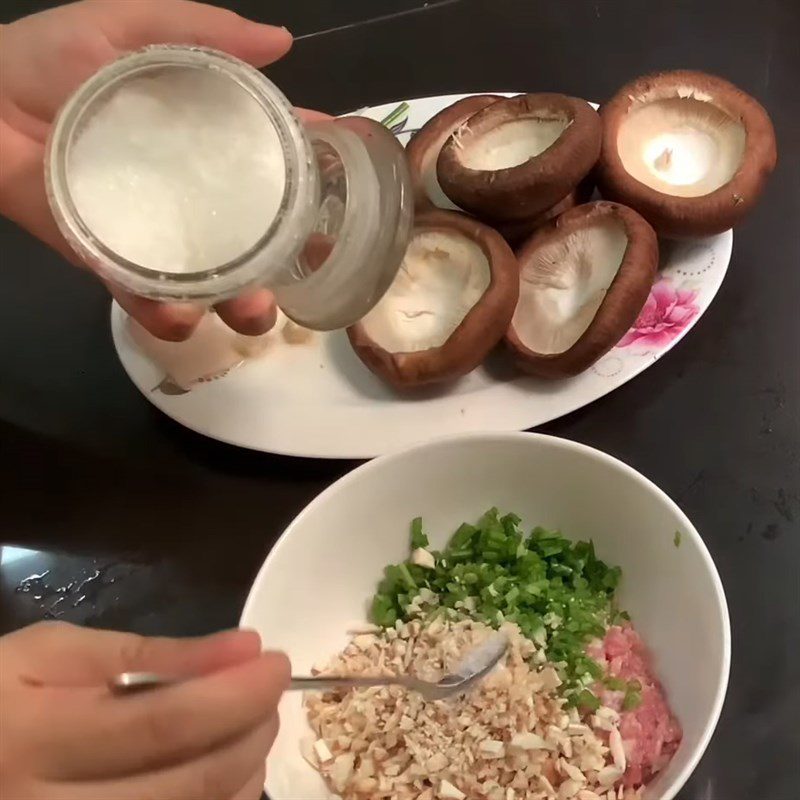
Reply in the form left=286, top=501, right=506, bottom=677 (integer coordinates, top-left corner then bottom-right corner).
left=505, top=201, right=658, bottom=378
left=491, top=173, right=596, bottom=247
left=406, top=94, right=502, bottom=211
left=348, top=210, right=519, bottom=388
left=437, top=93, right=602, bottom=221
left=354, top=71, right=773, bottom=388
left=597, top=70, right=777, bottom=237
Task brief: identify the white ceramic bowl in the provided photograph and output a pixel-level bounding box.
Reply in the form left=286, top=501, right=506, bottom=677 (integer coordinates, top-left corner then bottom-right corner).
left=241, top=432, right=730, bottom=800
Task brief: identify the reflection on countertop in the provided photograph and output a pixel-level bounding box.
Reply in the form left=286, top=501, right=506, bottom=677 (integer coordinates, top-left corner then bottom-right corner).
left=0, top=544, right=246, bottom=637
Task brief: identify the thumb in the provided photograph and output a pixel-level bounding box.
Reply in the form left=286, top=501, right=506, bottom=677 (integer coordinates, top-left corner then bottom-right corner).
left=14, top=621, right=262, bottom=687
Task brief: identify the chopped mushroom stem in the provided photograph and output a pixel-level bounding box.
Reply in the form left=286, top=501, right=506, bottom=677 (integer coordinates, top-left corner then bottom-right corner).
left=305, top=620, right=640, bottom=800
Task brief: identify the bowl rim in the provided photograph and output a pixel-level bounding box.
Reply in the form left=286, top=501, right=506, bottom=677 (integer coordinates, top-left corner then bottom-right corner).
left=240, top=430, right=731, bottom=800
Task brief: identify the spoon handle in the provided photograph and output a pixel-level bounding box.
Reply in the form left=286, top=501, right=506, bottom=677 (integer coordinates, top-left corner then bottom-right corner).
left=109, top=671, right=412, bottom=696
left=290, top=675, right=401, bottom=693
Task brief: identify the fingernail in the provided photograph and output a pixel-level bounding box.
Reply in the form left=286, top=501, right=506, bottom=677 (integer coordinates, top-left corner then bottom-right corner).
left=216, top=295, right=278, bottom=336
left=235, top=627, right=262, bottom=642
left=258, top=22, right=292, bottom=36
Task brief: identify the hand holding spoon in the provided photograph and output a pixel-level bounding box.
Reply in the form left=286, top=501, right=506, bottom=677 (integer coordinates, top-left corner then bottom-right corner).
left=110, top=632, right=509, bottom=702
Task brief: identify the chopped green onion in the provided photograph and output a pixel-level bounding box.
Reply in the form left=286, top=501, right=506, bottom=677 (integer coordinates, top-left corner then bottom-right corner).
left=397, top=563, right=417, bottom=590
left=575, top=689, right=601, bottom=711
left=369, top=509, right=627, bottom=689
left=623, top=689, right=643, bottom=710
left=371, top=594, right=397, bottom=627
left=411, top=517, right=429, bottom=550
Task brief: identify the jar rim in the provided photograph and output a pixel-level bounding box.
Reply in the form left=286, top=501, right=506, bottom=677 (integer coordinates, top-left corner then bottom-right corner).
left=275, top=118, right=413, bottom=330
left=46, top=45, right=318, bottom=300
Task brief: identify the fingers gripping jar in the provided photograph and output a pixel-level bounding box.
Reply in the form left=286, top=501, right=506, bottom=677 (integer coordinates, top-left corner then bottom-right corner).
left=45, top=46, right=413, bottom=330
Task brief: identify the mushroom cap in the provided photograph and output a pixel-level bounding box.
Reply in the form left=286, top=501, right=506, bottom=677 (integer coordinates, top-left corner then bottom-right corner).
left=492, top=173, right=596, bottom=247
left=597, top=70, right=777, bottom=237
left=437, top=93, right=602, bottom=221
left=406, top=95, right=503, bottom=211
left=348, top=210, right=519, bottom=388
left=506, top=201, right=658, bottom=379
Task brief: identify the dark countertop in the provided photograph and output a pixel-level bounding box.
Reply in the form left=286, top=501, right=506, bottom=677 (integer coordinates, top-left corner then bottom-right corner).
left=1, top=1, right=798, bottom=798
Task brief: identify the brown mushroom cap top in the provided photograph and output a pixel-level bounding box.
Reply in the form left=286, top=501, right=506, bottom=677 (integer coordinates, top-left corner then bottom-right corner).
left=491, top=173, right=596, bottom=248
left=406, top=95, right=502, bottom=211
left=437, top=93, right=602, bottom=221
left=597, top=70, right=777, bottom=237
left=506, top=201, right=658, bottom=379
left=347, top=210, right=519, bottom=389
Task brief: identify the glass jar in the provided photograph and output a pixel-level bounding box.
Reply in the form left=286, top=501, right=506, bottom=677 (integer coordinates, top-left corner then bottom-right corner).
left=45, top=46, right=413, bottom=330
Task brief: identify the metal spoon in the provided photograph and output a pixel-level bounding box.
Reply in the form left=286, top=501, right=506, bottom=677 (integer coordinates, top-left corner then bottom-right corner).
left=109, top=632, right=508, bottom=702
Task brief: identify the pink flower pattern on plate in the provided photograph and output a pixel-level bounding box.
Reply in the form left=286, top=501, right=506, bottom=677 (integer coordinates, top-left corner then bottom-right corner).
left=618, top=279, right=700, bottom=349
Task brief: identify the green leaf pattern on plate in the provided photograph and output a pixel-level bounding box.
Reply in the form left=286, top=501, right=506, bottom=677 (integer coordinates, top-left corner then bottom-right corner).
left=380, top=102, right=410, bottom=135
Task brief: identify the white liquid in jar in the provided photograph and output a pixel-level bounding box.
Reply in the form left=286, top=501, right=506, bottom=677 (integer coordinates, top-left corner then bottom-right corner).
left=67, top=66, right=286, bottom=273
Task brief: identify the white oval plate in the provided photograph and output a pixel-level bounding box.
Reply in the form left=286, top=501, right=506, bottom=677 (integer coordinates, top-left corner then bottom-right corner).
left=111, top=93, right=732, bottom=459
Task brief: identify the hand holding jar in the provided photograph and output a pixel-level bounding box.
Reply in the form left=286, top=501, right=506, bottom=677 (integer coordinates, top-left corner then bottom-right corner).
left=0, top=0, right=330, bottom=341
